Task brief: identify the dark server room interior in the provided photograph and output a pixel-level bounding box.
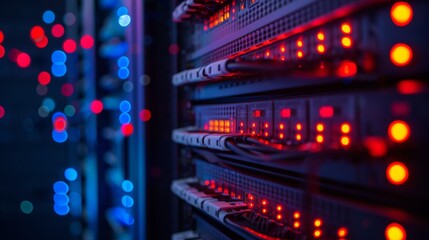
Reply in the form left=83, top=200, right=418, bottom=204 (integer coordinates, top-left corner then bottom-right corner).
left=0, top=0, right=427, bottom=239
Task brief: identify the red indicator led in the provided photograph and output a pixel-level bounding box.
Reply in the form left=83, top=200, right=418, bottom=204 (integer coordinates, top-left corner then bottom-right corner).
left=51, top=24, right=65, bottom=38
left=63, top=39, right=77, bottom=53
left=139, top=109, right=152, bottom=122
left=397, top=80, right=424, bottom=95
left=53, top=117, right=67, bottom=132
left=253, top=110, right=263, bottom=117
left=38, top=71, right=51, bottom=85
left=121, top=123, right=134, bottom=136
left=90, top=100, right=103, bottom=114
left=80, top=35, right=94, bottom=49
left=319, top=106, right=334, bottom=118
left=17, top=52, right=31, bottom=68
left=337, top=60, right=357, bottom=77
left=280, top=108, right=291, bottom=118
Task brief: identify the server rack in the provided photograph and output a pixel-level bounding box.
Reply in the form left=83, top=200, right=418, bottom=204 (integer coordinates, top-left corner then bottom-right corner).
left=170, top=0, right=429, bottom=239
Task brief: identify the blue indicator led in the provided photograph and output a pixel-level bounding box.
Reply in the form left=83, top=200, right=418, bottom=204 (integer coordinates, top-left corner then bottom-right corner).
left=119, top=113, right=131, bottom=124
left=116, top=7, right=129, bottom=17
left=119, top=100, right=131, bottom=112
left=118, top=67, right=129, bottom=79
left=121, top=195, right=134, bottom=208
left=52, top=130, right=68, bottom=143
left=43, top=10, right=55, bottom=24
left=53, top=181, right=69, bottom=194
left=54, top=204, right=70, bottom=216
left=53, top=193, right=70, bottom=206
left=117, top=56, right=129, bottom=68
left=51, top=63, right=67, bottom=77
left=121, top=180, right=134, bottom=192
left=64, top=168, right=78, bottom=181
left=51, top=50, right=67, bottom=63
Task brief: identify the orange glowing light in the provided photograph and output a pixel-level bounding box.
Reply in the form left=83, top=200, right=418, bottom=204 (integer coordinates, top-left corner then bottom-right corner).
left=264, top=123, right=269, bottom=128
left=385, top=223, right=406, bottom=240
left=279, top=133, right=284, bottom=139
left=341, top=37, right=352, bottom=48
left=390, top=43, right=412, bottom=67
left=266, top=51, right=270, bottom=57
left=387, top=162, right=409, bottom=185
left=276, top=205, right=282, bottom=211
left=279, top=123, right=284, bottom=130
left=388, top=120, right=410, bottom=143
left=297, top=51, right=303, bottom=58
left=341, top=136, right=350, bottom=146
left=293, top=211, right=300, bottom=219
left=296, top=134, right=302, bottom=141
left=264, top=132, right=269, bottom=137
left=297, top=40, right=303, bottom=47
left=316, top=135, right=324, bottom=143
left=240, top=122, right=244, bottom=127
left=316, top=123, right=324, bottom=132
left=276, top=214, right=282, bottom=220
left=252, top=123, right=256, bottom=128
left=261, top=200, right=267, bottom=205
left=337, top=60, right=357, bottom=77
left=341, top=123, right=351, bottom=133
left=341, top=23, right=352, bottom=34
left=391, top=2, right=413, bottom=27
left=317, top=44, right=325, bottom=54
left=314, top=219, right=322, bottom=227
left=293, top=221, right=300, bottom=228
left=249, top=203, right=254, bottom=208
left=338, top=227, right=348, bottom=238
left=281, top=46, right=286, bottom=53
left=262, top=208, right=267, bottom=214
left=296, top=123, right=302, bottom=131
left=240, top=130, right=244, bottom=134
left=314, top=230, right=322, bottom=238
left=317, top=32, right=325, bottom=41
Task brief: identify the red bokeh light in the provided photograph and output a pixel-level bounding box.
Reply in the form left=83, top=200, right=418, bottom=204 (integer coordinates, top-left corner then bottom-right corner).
left=90, top=100, right=103, bottom=114
left=38, top=71, right=51, bottom=85
left=139, top=109, right=152, bottom=122
left=0, top=105, right=5, bottom=119
left=319, top=106, right=334, bottom=118
left=80, top=35, right=94, bottom=49
left=61, top=83, right=74, bottom=97
left=17, top=52, right=31, bottom=68
left=30, top=26, right=45, bottom=41
left=0, top=31, right=3, bottom=43
left=121, top=123, right=134, bottom=136
left=63, top=39, right=77, bottom=53
left=397, top=80, right=424, bottom=95
left=8, top=49, right=20, bottom=62
left=0, top=45, right=4, bottom=58
left=53, top=117, right=67, bottom=132
left=169, top=44, right=180, bottom=55
left=51, top=24, right=65, bottom=38
left=337, top=60, right=357, bottom=77
left=35, top=36, right=49, bottom=48
left=364, top=137, right=388, bottom=157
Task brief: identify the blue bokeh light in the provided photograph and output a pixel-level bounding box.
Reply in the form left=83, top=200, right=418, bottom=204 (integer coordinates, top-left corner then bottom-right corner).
left=51, top=50, right=67, bottom=63
left=52, top=130, right=68, bottom=143
left=117, top=56, right=129, bottom=68
left=118, top=15, right=131, bottom=27
left=116, top=7, right=129, bottom=17
left=121, top=195, right=134, bottom=208
left=54, top=204, right=70, bottom=216
left=51, top=63, right=67, bottom=77
left=53, top=193, right=70, bottom=206
left=43, top=10, right=55, bottom=24
left=64, top=168, right=78, bottom=181
left=53, top=181, right=69, bottom=194
left=119, top=113, right=131, bottom=124
left=121, top=180, right=134, bottom=192
left=52, top=112, right=66, bottom=122
left=43, top=98, right=56, bottom=112
left=118, top=67, right=129, bottom=79
left=119, top=100, right=131, bottom=112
